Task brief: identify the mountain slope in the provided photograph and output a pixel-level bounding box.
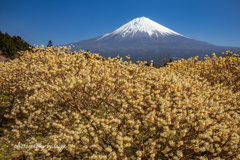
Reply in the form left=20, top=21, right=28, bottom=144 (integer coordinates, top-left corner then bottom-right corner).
left=66, top=17, right=240, bottom=66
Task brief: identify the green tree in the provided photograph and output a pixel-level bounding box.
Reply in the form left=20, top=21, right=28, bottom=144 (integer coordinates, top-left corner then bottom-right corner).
left=47, top=40, right=53, bottom=47
left=0, top=31, right=32, bottom=59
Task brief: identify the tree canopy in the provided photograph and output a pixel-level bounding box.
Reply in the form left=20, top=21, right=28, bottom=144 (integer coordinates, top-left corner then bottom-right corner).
left=47, top=40, right=53, bottom=47
left=0, top=31, right=32, bottom=59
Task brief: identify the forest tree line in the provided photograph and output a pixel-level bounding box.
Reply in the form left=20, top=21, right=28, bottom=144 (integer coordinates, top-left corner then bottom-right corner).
left=0, top=31, right=32, bottom=59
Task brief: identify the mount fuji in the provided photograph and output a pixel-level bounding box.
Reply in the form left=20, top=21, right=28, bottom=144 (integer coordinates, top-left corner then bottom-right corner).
left=66, top=17, right=240, bottom=66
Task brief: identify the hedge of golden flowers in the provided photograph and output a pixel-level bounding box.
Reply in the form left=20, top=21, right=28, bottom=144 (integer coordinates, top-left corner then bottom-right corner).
left=167, top=51, right=240, bottom=94
left=0, top=45, right=239, bottom=160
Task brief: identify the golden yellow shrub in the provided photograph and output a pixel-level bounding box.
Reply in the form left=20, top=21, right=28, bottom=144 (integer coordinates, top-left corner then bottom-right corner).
left=0, top=46, right=239, bottom=159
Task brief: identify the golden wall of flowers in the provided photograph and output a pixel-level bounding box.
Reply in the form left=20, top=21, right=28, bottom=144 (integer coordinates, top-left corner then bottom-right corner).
left=0, top=45, right=239, bottom=159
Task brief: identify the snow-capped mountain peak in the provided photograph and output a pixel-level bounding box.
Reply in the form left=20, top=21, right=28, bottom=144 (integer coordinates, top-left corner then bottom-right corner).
left=69, top=16, right=240, bottom=67
left=96, top=16, right=187, bottom=41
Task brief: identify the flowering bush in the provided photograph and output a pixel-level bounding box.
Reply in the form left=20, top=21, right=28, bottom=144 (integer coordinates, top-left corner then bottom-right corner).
left=0, top=45, right=239, bottom=159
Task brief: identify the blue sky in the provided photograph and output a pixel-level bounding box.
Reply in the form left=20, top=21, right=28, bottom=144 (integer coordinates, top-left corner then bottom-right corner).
left=1, top=0, right=240, bottom=48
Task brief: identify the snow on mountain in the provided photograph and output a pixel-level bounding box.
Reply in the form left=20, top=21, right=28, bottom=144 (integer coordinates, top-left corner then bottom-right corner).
left=96, top=17, right=188, bottom=41
left=66, top=17, right=240, bottom=66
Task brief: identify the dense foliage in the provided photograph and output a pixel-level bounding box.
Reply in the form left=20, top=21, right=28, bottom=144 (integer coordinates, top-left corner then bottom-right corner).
left=0, top=31, right=32, bottom=59
left=0, top=46, right=239, bottom=159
